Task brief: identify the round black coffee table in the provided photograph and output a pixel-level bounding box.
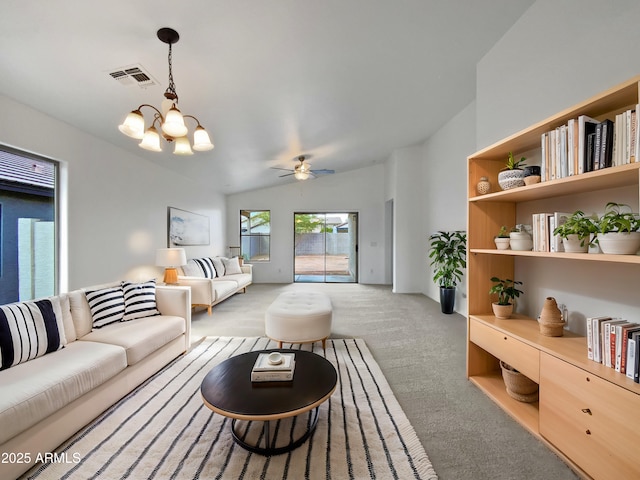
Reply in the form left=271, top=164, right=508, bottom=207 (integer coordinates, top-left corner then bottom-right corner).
left=200, top=349, right=337, bottom=455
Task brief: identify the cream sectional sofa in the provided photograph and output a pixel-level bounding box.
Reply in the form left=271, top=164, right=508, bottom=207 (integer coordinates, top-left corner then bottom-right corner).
left=177, top=256, right=252, bottom=314
left=0, top=281, right=191, bottom=479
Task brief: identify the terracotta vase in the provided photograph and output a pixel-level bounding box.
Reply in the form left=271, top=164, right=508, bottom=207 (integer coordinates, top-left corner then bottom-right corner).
left=539, top=296, right=564, bottom=336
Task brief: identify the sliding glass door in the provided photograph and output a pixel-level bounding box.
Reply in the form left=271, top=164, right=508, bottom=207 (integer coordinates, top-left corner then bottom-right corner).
left=294, top=212, right=357, bottom=283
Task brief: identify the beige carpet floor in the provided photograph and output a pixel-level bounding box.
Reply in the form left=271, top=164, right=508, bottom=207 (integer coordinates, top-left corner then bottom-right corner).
left=191, top=283, right=579, bottom=480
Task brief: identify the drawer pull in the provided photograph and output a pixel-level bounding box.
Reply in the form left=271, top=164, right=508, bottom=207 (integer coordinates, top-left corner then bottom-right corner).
left=585, top=429, right=591, bottom=435
left=581, top=408, right=592, bottom=415
left=586, top=377, right=590, bottom=382
left=503, top=337, right=507, bottom=341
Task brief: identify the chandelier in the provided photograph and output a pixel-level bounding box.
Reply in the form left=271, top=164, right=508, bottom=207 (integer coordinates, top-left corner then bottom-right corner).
left=118, top=28, right=213, bottom=155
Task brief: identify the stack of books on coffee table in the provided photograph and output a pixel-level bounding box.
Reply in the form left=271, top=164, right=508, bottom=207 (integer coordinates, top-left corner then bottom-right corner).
left=251, top=352, right=296, bottom=382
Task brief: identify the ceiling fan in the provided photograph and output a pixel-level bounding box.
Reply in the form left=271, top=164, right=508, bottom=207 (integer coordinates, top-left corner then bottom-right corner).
left=272, top=155, right=335, bottom=180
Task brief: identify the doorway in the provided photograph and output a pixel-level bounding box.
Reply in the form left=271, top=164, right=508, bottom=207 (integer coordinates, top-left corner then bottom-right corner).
left=294, top=212, right=358, bottom=283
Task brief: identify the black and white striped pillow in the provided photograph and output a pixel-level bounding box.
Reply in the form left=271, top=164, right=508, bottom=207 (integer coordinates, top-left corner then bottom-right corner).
left=193, top=257, right=217, bottom=279
left=122, top=280, right=160, bottom=321
left=85, top=286, right=125, bottom=328
left=0, top=299, right=65, bottom=370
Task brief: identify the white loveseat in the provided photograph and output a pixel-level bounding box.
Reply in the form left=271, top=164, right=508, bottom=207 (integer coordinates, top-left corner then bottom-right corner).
left=177, top=256, right=252, bottom=314
left=0, top=281, right=191, bottom=479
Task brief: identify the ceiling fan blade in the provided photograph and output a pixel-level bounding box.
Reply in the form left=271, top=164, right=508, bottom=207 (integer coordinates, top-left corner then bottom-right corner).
left=271, top=167, right=294, bottom=172
left=279, top=172, right=295, bottom=177
left=310, top=169, right=335, bottom=175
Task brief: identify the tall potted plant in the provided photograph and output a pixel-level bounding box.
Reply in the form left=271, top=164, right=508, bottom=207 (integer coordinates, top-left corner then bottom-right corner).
left=428, top=230, right=467, bottom=314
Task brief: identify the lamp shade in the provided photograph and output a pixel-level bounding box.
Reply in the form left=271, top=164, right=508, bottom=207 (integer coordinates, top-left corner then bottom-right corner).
left=192, top=126, right=214, bottom=151
left=162, top=105, right=188, bottom=137
left=118, top=110, right=145, bottom=139
left=156, top=248, right=187, bottom=267
left=173, top=136, right=194, bottom=155
left=139, top=126, right=162, bottom=152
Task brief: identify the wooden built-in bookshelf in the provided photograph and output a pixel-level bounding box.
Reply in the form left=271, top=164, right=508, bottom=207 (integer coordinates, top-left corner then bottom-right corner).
left=467, top=76, right=640, bottom=480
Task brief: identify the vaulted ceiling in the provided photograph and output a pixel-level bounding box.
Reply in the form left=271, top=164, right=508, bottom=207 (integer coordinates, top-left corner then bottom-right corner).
left=0, top=0, right=533, bottom=194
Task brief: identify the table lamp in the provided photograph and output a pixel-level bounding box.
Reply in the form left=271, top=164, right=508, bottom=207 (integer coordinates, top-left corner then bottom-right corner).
left=156, top=248, right=187, bottom=285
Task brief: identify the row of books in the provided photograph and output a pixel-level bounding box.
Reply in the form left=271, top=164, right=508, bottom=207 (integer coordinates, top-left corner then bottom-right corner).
left=539, top=106, right=639, bottom=182
left=586, top=317, right=640, bottom=382
left=531, top=212, right=570, bottom=252
left=251, top=352, right=295, bottom=382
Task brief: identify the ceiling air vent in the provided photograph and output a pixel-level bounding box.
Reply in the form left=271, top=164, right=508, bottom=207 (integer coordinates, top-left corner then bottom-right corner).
left=108, top=64, right=157, bottom=88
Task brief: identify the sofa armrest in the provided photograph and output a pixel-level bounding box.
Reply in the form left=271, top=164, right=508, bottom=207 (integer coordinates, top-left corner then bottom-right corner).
left=155, top=285, right=191, bottom=351
left=176, top=276, right=215, bottom=305
left=241, top=264, right=253, bottom=275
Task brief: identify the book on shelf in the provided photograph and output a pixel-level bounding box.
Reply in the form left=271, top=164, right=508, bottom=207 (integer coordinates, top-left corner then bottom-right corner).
left=578, top=115, right=599, bottom=174
left=589, top=316, right=612, bottom=364
left=602, top=320, right=626, bottom=368
left=619, top=325, right=640, bottom=374
left=613, top=322, right=636, bottom=372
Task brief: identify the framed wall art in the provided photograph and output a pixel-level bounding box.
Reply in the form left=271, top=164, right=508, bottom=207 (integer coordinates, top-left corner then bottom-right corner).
left=167, top=207, right=210, bottom=246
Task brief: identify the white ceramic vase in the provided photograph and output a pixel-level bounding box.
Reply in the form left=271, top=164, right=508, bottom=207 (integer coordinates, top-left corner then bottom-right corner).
left=509, top=231, right=533, bottom=251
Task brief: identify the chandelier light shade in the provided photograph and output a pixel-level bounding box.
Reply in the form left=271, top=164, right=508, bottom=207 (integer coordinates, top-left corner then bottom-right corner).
left=118, top=28, right=214, bottom=154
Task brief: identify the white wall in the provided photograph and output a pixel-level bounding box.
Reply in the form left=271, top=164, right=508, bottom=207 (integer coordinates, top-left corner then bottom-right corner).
left=476, top=0, right=640, bottom=328
left=226, top=164, right=388, bottom=284
left=385, top=146, right=423, bottom=293
left=0, top=95, right=226, bottom=291
left=420, top=101, right=476, bottom=315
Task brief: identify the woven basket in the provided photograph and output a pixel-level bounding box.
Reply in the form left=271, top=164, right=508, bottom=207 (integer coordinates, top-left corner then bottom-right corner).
left=500, top=361, right=538, bottom=403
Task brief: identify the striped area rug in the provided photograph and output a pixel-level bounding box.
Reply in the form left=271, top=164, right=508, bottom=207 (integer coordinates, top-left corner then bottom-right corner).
left=25, top=337, right=437, bottom=480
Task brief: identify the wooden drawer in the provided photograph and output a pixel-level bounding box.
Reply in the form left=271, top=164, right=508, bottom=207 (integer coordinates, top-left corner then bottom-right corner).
left=469, top=318, right=539, bottom=382
left=540, top=353, right=640, bottom=480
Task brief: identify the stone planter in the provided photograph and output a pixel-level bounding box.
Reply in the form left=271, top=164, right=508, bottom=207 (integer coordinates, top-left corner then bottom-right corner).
left=498, top=169, right=525, bottom=190
left=562, top=234, right=589, bottom=253
left=494, top=237, right=510, bottom=250
left=597, top=232, right=640, bottom=255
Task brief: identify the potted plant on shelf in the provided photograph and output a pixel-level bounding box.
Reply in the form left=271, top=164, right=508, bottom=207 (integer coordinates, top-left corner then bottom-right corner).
left=596, top=202, right=640, bottom=255
left=509, top=224, right=533, bottom=251
left=552, top=210, right=598, bottom=253
left=497, top=152, right=526, bottom=190
left=428, top=230, right=467, bottom=314
left=494, top=226, right=510, bottom=250
left=488, top=276, right=523, bottom=319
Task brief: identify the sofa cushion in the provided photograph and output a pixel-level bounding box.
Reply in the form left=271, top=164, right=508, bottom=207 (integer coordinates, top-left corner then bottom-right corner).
left=58, top=293, right=77, bottom=342
left=217, top=273, right=252, bottom=289
left=222, top=256, right=242, bottom=275
left=122, top=280, right=160, bottom=321
left=181, top=259, right=203, bottom=277
left=211, top=257, right=225, bottom=277
left=85, top=286, right=125, bottom=328
left=0, top=298, right=67, bottom=370
left=210, top=280, right=241, bottom=300
left=79, top=315, right=185, bottom=366
left=184, top=258, right=216, bottom=279
left=0, top=340, right=127, bottom=444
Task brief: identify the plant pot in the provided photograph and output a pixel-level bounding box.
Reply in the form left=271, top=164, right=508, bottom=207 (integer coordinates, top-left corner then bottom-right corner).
left=523, top=166, right=541, bottom=185
left=500, top=361, right=539, bottom=402
left=509, top=231, right=533, bottom=251
left=492, top=302, right=513, bottom=319
left=597, top=232, right=640, bottom=255
left=561, top=234, right=589, bottom=253
left=494, top=237, right=510, bottom=250
left=498, top=169, right=525, bottom=190
left=439, top=286, right=456, bottom=314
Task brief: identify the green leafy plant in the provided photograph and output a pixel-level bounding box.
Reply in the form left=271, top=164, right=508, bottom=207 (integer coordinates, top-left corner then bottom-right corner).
left=496, top=226, right=510, bottom=238
left=489, top=277, right=523, bottom=305
left=597, top=202, right=640, bottom=234
left=428, top=230, right=467, bottom=288
left=553, top=210, right=598, bottom=246
left=505, top=151, right=526, bottom=170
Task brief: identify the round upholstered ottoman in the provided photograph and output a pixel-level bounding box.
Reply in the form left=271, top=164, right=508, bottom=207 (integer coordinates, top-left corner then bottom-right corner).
left=265, top=291, right=333, bottom=349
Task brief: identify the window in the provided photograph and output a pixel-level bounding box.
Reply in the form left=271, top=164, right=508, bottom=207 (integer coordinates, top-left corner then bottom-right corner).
left=240, top=210, right=270, bottom=262
left=0, top=146, right=58, bottom=303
